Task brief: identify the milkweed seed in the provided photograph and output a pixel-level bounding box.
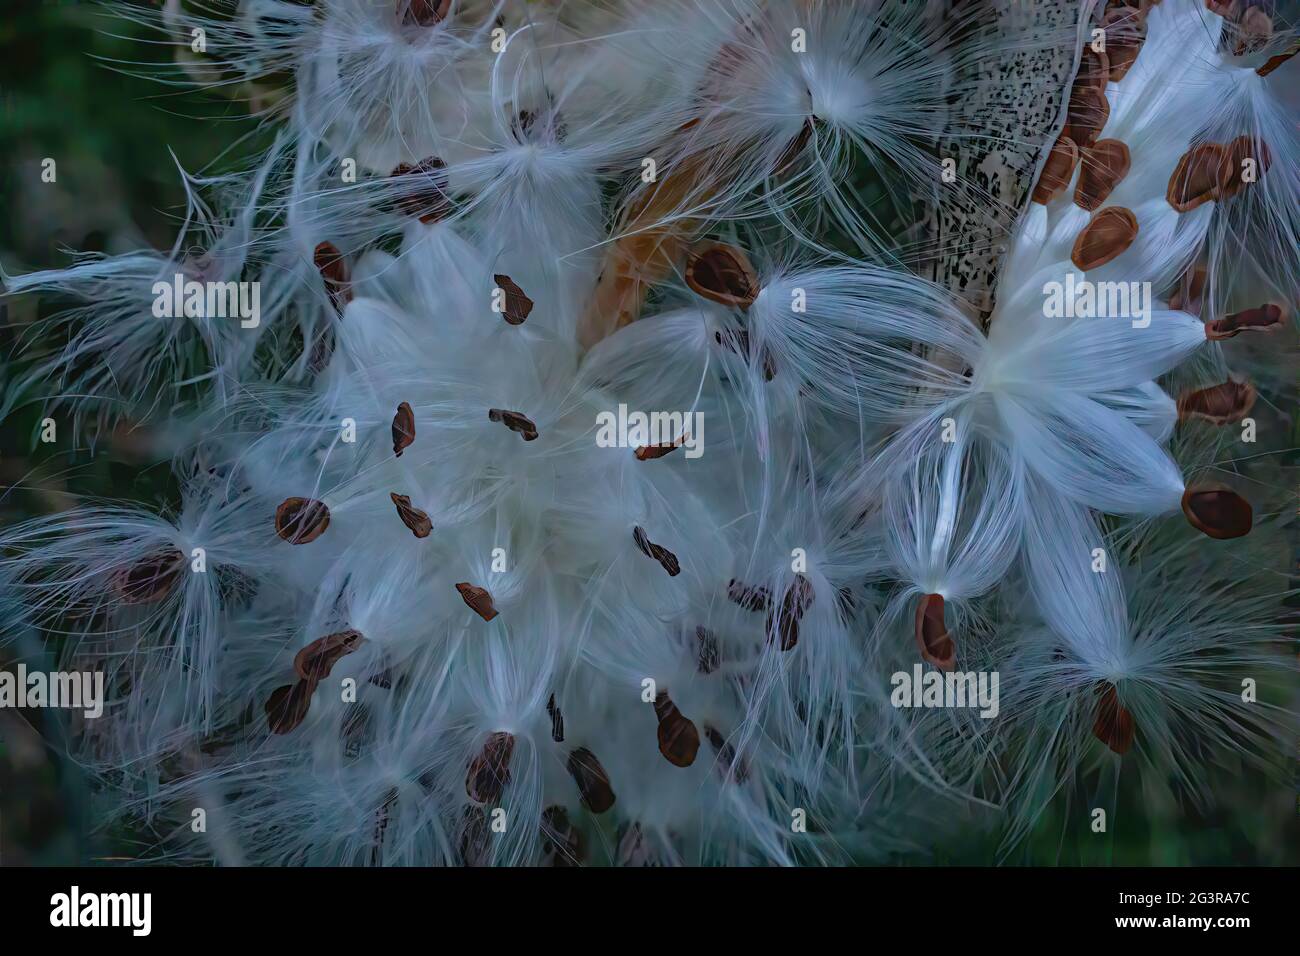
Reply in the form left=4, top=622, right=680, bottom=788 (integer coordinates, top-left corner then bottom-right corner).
left=1070, top=206, right=1138, bottom=271
left=566, top=747, right=617, bottom=813
left=493, top=274, right=534, bottom=325
left=465, top=731, right=514, bottom=804
left=632, top=526, right=681, bottom=576
left=275, top=497, right=331, bottom=544
left=455, top=582, right=499, bottom=621
left=392, top=402, right=415, bottom=456
left=685, top=242, right=760, bottom=309
left=653, top=691, right=700, bottom=767
left=1181, top=486, right=1253, bottom=540
left=115, top=547, right=185, bottom=605
left=914, top=593, right=956, bottom=671
left=1176, top=380, right=1256, bottom=425
left=390, top=493, right=433, bottom=538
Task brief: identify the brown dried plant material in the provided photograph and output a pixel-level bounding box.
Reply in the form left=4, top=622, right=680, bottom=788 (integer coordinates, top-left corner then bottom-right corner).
left=391, top=156, right=451, bottom=223
left=465, top=731, right=515, bottom=804
left=1071, top=206, right=1138, bottom=271
left=1103, top=6, right=1147, bottom=81
left=914, top=593, right=956, bottom=671
left=632, top=526, right=681, bottom=577
left=115, top=547, right=185, bottom=605
left=1181, top=486, right=1253, bottom=539
left=766, top=573, right=814, bottom=651
left=403, top=0, right=451, bottom=27
left=266, top=680, right=315, bottom=735
left=1176, top=380, right=1256, bottom=424
left=275, top=497, right=331, bottom=544
left=634, top=435, right=687, bottom=460
left=653, top=691, right=700, bottom=768
left=1074, top=139, right=1131, bottom=211
left=392, top=402, right=415, bottom=457
left=1064, top=84, right=1110, bottom=150
left=1257, top=41, right=1299, bottom=77
left=728, top=578, right=772, bottom=612
left=540, top=806, right=584, bottom=867
left=389, top=493, right=433, bottom=538
left=493, top=274, right=534, bottom=325
left=547, top=693, right=564, bottom=743
left=704, top=725, right=749, bottom=784
left=455, top=582, right=499, bottom=622
left=314, top=242, right=351, bottom=315
left=1205, top=303, right=1284, bottom=340
left=294, top=629, right=365, bottom=681
left=488, top=408, right=539, bottom=441
left=1031, top=137, right=1079, bottom=205
left=1216, top=136, right=1271, bottom=200
left=684, top=242, right=760, bottom=309
left=1076, top=46, right=1110, bottom=93
left=1232, top=6, right=1272, bottom=55
left=1167, top=143, right=1224, bottom=212
left=566, top=747, right=616, bottom=813
left=1092, top=682, right=1135, bottom=754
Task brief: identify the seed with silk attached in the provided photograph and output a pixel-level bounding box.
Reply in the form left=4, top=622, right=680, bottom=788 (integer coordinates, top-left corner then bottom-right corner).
left=1205, top=304, right=1283, bottom=340
left=465, top=731, right=514, bottom=804
left=391, top=156, right=450, bottom=223
left=653, top=691, right=700, bottom=767
left=455, top=582, right=498, bottom=621
left=115, top=547, right=185, bottom=605
left=314, top=242, right=350, bottom=315
left=265, top=680, right=314, bottom=734
left=566, top=747, right=616, bottom=813
left=1071, top=206, right=1138, bottom=271
left=1064, top=84, right=1109, bottom=150
left=1102, top=6, right=1146, bottom=81
left=1074, top=139, right=1130, bottom=211
left=1092, top=682, right=1135, bottom=755
left=1181, top=487, right=1253, bottom=540
left=685, top=243, right=760, bottom=309
left=488, top=408, right=539, bottom=441
left=1216, top=136, right=1271, bottom=200
left=389, top=493, right=432, bottom=538
left=1176, top=380, right=1256, bottom=425
left=1031, top=137, right=1078, bottom=204
left=632, top=526, right=680, bottom=576
left=1167, top=143, right=1224, bottom=212
left=392, top=402, right=415, bottom=456
left=294, top=629, right=364, bottom=681
left=914, top=593, right=955, bottom=671
left=275, top=498, right=331, bottom=544
left=493, top=274, right=534, bottom=325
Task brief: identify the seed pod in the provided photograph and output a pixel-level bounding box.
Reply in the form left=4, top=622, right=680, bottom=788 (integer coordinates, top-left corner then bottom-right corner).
left=294, top=629, right=365, bottom=681
left=1205, top=303, right=1283, bottom=340
left=547, top=693, right=564, bottom=743
left=390, top=493, right=433, bottom=538
left=728, top=578, right=772, bottom=612
left=914, top=593, right=956, bottom=671
left=1031, top=136, right=1079, bottom=204
left=540, top=806, right=585, bottom=867
left=1071, top=206, right=1138, bottom=271
left=392, top=402, right=415, bottom=457
left=493, top=274, right=534, bottom=325
left=1074, top=139, right=1130, bottom=211
left=566, top=747, right=617, bottom=813
left=265, top=680, right=314, bottom=734
left=1216, top=136, right=1271, bottom=200
left=685, top=242, right=760, bottom=309
left=115, top=547, right=185, bottom=605
left=1092, top=682, right=1135, bottom=755
left=403, top=0, right=451, bottom=27
left=465, top=731, right=514, bottom=804
left=455, top=582, right=499, bottom=622
left=488, top=408, right=539, bottom=441
left=695, top=626, right=720, bottom=675
left=653, top=691, right=700, bottom=767
left=1064, top=83, right=1109, bottom=150
left=1102, top=6, right=1146, bottom=81
left=1167, top=143, right=1224, bottom=212
left=275, top=497, right=331, bottom=544
left=1176, top=380, right=1256, bottom=425
left=1181, top=486, right=1253, bottom=540
left=632, top=526, right=680, bottom=576
left=314, top=242, right=351, bottom=315
left=391, top=156, right=451, bottom=223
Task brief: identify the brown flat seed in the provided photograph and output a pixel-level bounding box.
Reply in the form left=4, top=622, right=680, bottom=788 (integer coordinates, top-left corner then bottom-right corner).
left=632, top=526, right=681, bottom=576
left=391, top=157, right=451, bottom=223
left=1071, top=206, right=1138, bottom=271
left=294, top=628, right=365, bottom=681
left=704, top=725, right=748, bottom=783
left=1176, top=380, right=1257, bottom=424
left=488, top=408, right=539, bottom=441
left=456, top=582, right=499, bottom=621
left=1167, top=143, right=1224, bottom=212
left=566, top=747, right=617, bottom=813
left=685, top=243, right=760, bottom=309
left=1205, top=303, right=1283, bottom=340
left=728, top=578, right=772, bottom=612
left=540, top=806, right=584, bottom=867
left=1257, top=41, right=1299, bottom=77
left=1092, top=682, right=1135, bottom=754
left=1065, top=84, right=1110, bottom=150
left=634, top=436, right=685, bottom=460
left=1076, top=46, right=1110, bottom=93
left=403, top=0, right=451, bottom=26
left=115, top=547, right=185, bottom=605
left=547, top=693, right=564, bottom=743
left=1103, top=7, right=1146, bottom=81
left=1181, top=486, right=1253, bottom=539
left=914, top=593, right=955, bottom=671
left=766, top=574, right=814, bottom=652
left=1032, top=136, right=1079, bottom=204
left=392, top=402, right=415, bottom=457
left=493, top=274, right=534, bottom=325
left=465, top=731, right=514, bottom=804
left=275, top=497, right=331, bottom=544
left=1074, top=139, right=1131, bottom=211
left=314, top=242, right=351, bottom=315
left=389, top=493, right=433, bottom=538
left=266, top=680, right=314, bottom=734
left=653, top=691, right=700, bottom=768
left=1216, top=136, right=1271, bottom=200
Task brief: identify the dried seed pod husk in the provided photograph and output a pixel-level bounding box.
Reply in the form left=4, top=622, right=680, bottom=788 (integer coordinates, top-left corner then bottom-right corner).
left=632, top=526, right=681, bottom=576
left=275, top=497, right=331, bottom=544
left=547, top=693, right=564, bottom=743
left=566, top=747, right=617, bottom=814
left=1205, top=303, right=1283, bottom=340
left=314, top=242, right=351, bottom=315
left=1074, top=139, right=1131, bottom=211
left=488, top=408, right=539, bottom=441
left=728, top=578, right=772, bottom=612
left=1071, top=206, right=1138, bottom=271
left=115, top=547, right=185, bottom=605
left=1167, top=143, right=1224, bottom=212
left=266, top=680, right=315, bottom=734
left=392, top=402, right=415, bottom=456
left=1181, top=486, right=1253, bottom=540
left=1176, top=380, right=1256, bottom=424
left=390, top=493, right=433, bottom=538
left=1032, top=136, right=1079, bottom=204
left=1103, top=6, right=1146, bottom=81
left=653, top=691, right=700, bottom=767
left=540, top=806, right=585, bottom=867
left=914, top=593, right=956, bottom=671
left=456, top=582, right=499, bottom=622
left=403, top=0, right=451, bottom=27
left=493, top=274, right=534, bottom=325
left=1092, top=682, right=1135, bottom=754
left=465, top=731, right=514, bottom=804
left=391, top=156, right=451, bottom=223
left=685, top=242, right=760, bottom=309
left=294, top=628, right=365, bottom=681
left=1216, top=136, right=1271, bottom=200
left=1064, top=83, right=1109, bottom=150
